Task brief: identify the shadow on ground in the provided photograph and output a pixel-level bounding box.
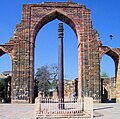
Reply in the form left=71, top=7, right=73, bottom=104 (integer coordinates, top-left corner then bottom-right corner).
left=93, top=106, right=113, bottom=118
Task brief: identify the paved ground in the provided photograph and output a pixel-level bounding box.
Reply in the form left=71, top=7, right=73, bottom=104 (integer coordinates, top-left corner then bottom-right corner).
left=93, top=103, right=120, bottom=119
left=0, top=104, right=34, bottom=119
left=0, top=103, right=120, bottom=119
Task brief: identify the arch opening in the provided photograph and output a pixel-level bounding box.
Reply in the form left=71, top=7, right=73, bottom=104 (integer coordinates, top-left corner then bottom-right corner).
left=100, top=50, right=119, bottom=103
left=0, top=53, right=12, bottom=103
left=34, top=18, right=78, bottom=99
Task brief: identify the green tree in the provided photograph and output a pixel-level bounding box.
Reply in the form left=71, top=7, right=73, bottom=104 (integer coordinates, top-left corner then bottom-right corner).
left=35, top=66, right=51, bottom=94
left=35, top=65, right=58, bottom=96
left=101, top=72, right=109, bottom=78
left=49, top=64, right=58, bottom=80
left=51, top=80, right=57, bottom=88
left=49, top=64, right=58, bottom=88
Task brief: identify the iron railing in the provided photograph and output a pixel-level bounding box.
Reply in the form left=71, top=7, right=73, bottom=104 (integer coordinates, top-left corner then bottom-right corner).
left=35, top=97, right=93, bottom=119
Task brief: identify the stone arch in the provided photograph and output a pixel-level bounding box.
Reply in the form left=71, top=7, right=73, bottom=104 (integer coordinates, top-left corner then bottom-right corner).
left=106, top=50, right=119, bottom=76
left=31, top=9, right=77, bottom=44
left=28, top=2, right=87, bottom=103
left=100, top=46, right=119, bottom=102
left=8, top=2, right=101, bottom=103
left=0, top=45, right=13, bottom=59
left=0, top=45, right=13, bottom=78
left=0, top=46, right=12, bottom=103
left=100, top=46, right=119, bottom=76
left=0, top=48, right=5, bottom=57
left=29, top=8, right=80, bottom=102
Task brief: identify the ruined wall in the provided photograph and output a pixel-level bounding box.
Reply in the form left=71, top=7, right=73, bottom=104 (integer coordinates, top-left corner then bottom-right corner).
left=101, top=77, right=116, bottom=102
left=1, top=2, right=120, bottom=103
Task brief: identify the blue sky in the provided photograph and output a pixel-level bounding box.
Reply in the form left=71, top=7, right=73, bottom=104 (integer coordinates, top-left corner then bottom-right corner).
left=0, top=0, right=120, bottom=78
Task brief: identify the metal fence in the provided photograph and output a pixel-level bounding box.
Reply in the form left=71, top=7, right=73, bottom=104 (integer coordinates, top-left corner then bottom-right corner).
left=35, top=97, right=93, bottom=119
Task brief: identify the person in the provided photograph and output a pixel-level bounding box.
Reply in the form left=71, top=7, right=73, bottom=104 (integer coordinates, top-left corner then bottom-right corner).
left=34, top=79, right=39, bottom=99
left=2, top=99, right=4, bottom=103
left=71, top=92, right=77, bottom=102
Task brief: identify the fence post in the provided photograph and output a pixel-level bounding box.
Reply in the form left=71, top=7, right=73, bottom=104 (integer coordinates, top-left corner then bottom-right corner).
left=84, top=97, right=93, bottom=119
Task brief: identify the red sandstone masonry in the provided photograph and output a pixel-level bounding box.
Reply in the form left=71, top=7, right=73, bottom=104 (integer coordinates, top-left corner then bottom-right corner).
left=0, top=1, right=120, bottom=103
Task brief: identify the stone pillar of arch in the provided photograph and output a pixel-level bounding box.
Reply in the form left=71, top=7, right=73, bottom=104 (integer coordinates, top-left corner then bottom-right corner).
left=112, top=48, right=120, bottom=103
left=116, top=58, right=120, bottom=102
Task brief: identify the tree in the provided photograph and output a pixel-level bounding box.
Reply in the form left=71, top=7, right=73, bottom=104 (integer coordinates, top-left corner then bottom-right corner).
left=49, top=64, right=58, bottom=88
left=35, top=64, right=58, bottom=96
left=35, top=66, right=51, bottom=94
left=51, top=80, right=57, bottom=89
left=101, top=72, right=109, bottom=78
left=49, top=64, right=58, bottom=81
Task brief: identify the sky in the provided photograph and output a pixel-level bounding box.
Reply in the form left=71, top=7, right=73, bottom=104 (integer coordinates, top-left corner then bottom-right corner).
left=0, top=0, right=120, bottom=78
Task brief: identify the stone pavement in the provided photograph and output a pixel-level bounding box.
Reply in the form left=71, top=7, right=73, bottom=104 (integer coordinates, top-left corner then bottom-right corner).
left=0, top=104, right=34, bottom=119
left=93, top=103, right=120, bottom=119
left=0, top=103, right=120, bottom=119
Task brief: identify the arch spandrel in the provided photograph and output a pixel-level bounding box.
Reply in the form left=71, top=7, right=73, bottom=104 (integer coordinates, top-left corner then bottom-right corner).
left=31, top=9, right=77, bottom=42
left=0, top=45, right=14, bottom=59
left=27, top=2, right=92, bottom=44
left=100, top=46, right=119, bottom=61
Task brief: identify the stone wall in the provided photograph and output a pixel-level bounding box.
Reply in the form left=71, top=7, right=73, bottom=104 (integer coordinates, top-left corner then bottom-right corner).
left=101, top=77, right=116, bottom=102
left=0, top=1, right=120, bottom=103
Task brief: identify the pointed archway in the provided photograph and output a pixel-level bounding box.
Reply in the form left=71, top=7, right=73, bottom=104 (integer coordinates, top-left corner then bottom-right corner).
left=34, top=17, right=79, bottom=101
left=0, top=50, right=12, bottom=103
left=100, top=46, right=119, bottom=103
left=29, top=7, right=80, bottom=103
left=100, top=54, right=116, bottom=103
